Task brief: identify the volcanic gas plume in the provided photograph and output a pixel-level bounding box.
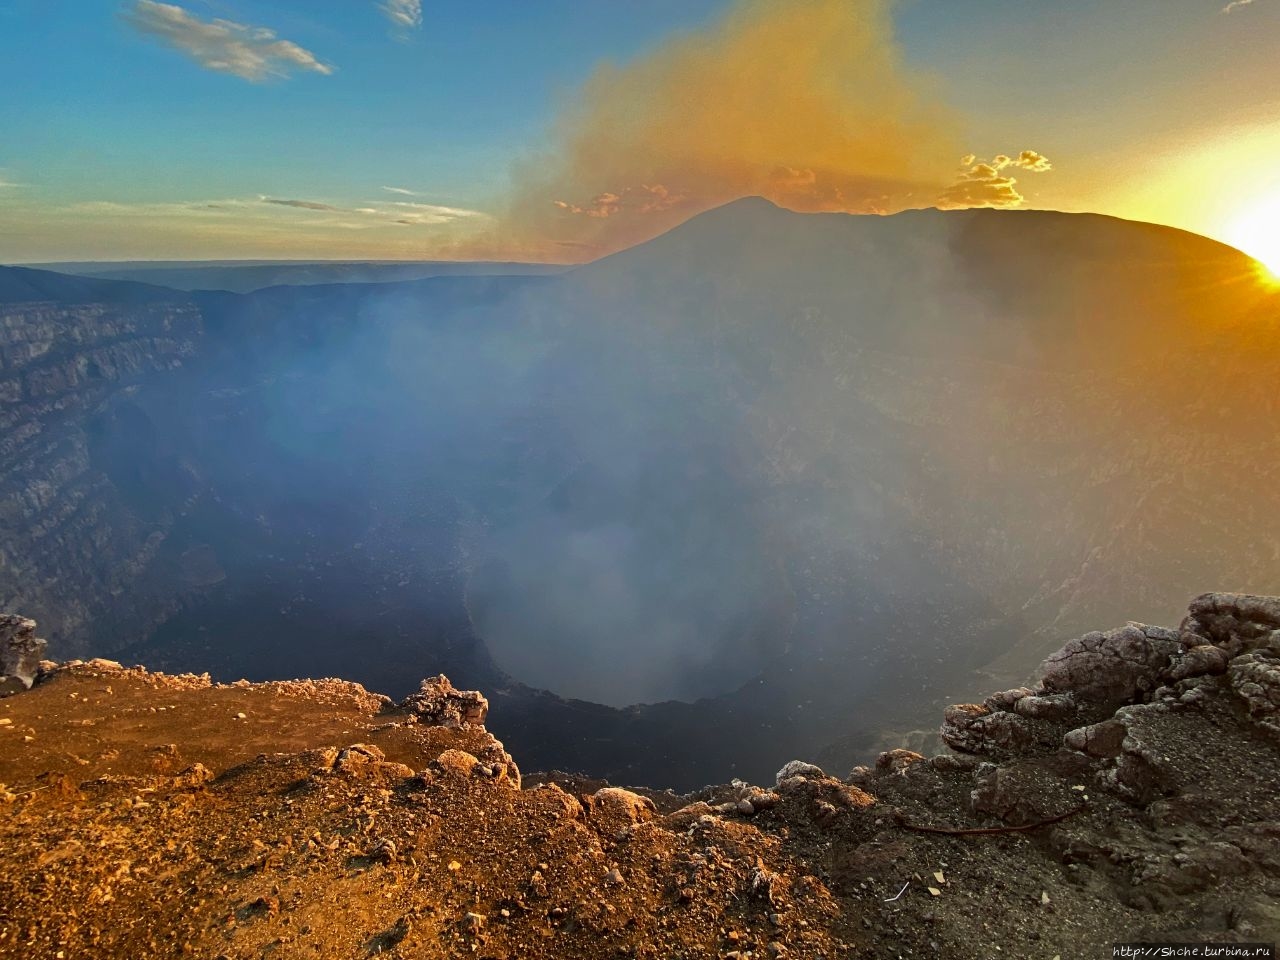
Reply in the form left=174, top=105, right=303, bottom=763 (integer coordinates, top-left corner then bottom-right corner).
left=500, top=0, right=968, bottom=258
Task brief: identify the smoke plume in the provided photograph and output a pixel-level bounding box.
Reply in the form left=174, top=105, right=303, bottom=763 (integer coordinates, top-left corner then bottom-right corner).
left=502, top=0, right=963, bottom=258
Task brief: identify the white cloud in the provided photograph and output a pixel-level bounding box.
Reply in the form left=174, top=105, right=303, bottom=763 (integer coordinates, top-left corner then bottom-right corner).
left=124, top=1, right=334, bottom=82
left=255, top=197, right=487, bottom=226
left=382, top=186, right=417, bottom=196
left=1222, top=0, right=1257, bottom=11
left=387, top=201, right=487, bottom=225
left=380, top=0, right=422, bottom=35
left=64, top=195, right=488, bottom=230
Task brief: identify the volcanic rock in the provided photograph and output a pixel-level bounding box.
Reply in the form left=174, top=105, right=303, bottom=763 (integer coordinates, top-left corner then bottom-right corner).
left=1039, top=624, right=1179, bottom=708
left=774, top=760, right=825, bottom=785
left=1229, top=651, right=1280, bottom=738
left=939, top=704, right=1036, bottom=755
left=0, top=614, right=46, bottom=694
left=399, top=675, right=489, bottom=728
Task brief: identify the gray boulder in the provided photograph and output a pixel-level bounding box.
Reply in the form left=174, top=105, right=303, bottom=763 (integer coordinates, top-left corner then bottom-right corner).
left=0, top=615, right=46, bottom=694
left=940, top=703, right=1036, bottom=756
left=1040, top=624, right=1179, bottom=708
left=774, top=760, right=826, bottom=786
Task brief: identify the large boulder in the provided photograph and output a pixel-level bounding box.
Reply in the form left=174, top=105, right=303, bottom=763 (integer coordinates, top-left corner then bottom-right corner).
left=1040, top=624, right=1179, bottom=708
left=940, top=703, right=1036, bottom=755
left=399, top=675, right=488, bottom=728
left=774, top=760, right=826, bottom=786
left=0, top=615, right=46, bottom=695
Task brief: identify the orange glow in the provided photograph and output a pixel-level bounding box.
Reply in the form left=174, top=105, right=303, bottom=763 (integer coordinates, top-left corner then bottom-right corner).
left=502, top=0, right=965, bottom=258
left=1224, top=193, right=1280, bottom=283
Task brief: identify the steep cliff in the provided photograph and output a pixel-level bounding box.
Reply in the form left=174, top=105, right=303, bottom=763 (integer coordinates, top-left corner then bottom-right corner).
left=0, top=271, right=203, bottom=649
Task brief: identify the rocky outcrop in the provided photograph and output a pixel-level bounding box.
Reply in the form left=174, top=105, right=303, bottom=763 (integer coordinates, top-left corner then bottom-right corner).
left=399, top=674, right=489, bottom=728
left=1228, top=648, right=1280, bottom=738
left=1182, top=592, right=1280, bottom=650
left=1039, top=624, right=1180, bottom=708
left=1181, top=592, right=1280, bottom=739
left=0, top=613, right=45, bottom=695
left=936, top=593, right=1280, bottom=814
left=939, top=702, right=1038, bottom=755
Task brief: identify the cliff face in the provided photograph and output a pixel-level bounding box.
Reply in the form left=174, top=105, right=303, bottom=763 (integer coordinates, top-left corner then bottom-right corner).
left=0, top=295, right=203, bottom=650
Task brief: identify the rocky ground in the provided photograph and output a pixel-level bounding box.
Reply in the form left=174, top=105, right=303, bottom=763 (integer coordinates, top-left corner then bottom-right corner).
left=1, top=592, right=1278, bottom=959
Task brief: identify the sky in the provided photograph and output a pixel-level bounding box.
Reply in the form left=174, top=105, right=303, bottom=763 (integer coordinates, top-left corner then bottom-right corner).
left=0, top=0, right=1277, bottom=266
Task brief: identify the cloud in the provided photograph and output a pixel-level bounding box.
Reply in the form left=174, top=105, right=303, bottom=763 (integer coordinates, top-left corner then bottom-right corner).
left=936, top=150, right=1053, bottom=209
left=260, top=197, right=342, bottom=211
left=382, top=186, right=418, bottom=196
left=63, top=195, right=488, bottom=233
left=123, top=1, right=333, bottom=82
left=380, top=0, right=422, bottom=35
left=388, top=201, right=489, bottom=225
left=16, top=192, right=512, bottom=260
left=553, top=184, right=684, bottom=219
left=1001, top=149, right=1052, bottom=173
left=502, top=0, right=962, bottom=258
left=256, top=195, right=487, bottom=226
left=1222, top=0, right=1257, bottom=11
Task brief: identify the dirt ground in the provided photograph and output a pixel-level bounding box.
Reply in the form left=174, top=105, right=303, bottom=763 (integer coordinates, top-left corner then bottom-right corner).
left=1, top=596, right=1279, bottom=959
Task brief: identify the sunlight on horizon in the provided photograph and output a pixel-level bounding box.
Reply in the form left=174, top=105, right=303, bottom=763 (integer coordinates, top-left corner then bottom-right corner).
left=1223, top=192, right=1280, bottom=283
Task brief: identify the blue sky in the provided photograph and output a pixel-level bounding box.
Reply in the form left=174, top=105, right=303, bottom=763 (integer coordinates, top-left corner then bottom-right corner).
left=1, top=0, right=1277, bottom=262
left=0, top=1, right=727, bottom=213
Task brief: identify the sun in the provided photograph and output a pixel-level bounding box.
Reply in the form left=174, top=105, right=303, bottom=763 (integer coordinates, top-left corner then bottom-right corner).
left=1224, top=192, right=1280, bottom=282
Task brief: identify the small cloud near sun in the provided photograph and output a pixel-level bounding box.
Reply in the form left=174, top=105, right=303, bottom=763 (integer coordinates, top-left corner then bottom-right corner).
left=380, top=0, right=423, bottom=37
left=937, top=151, right=1053, bottom=210
left=123, top=1, right=334, bottom=82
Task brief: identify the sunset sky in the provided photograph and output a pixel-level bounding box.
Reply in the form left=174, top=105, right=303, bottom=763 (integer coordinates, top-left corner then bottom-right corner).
left=1, top=0, right=1277, bottom=267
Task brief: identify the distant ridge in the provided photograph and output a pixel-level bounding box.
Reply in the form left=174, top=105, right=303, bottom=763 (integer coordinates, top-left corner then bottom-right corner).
left=0, top=264, right=186, bottom=305
left=19, top=260, right=566, bottom=295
